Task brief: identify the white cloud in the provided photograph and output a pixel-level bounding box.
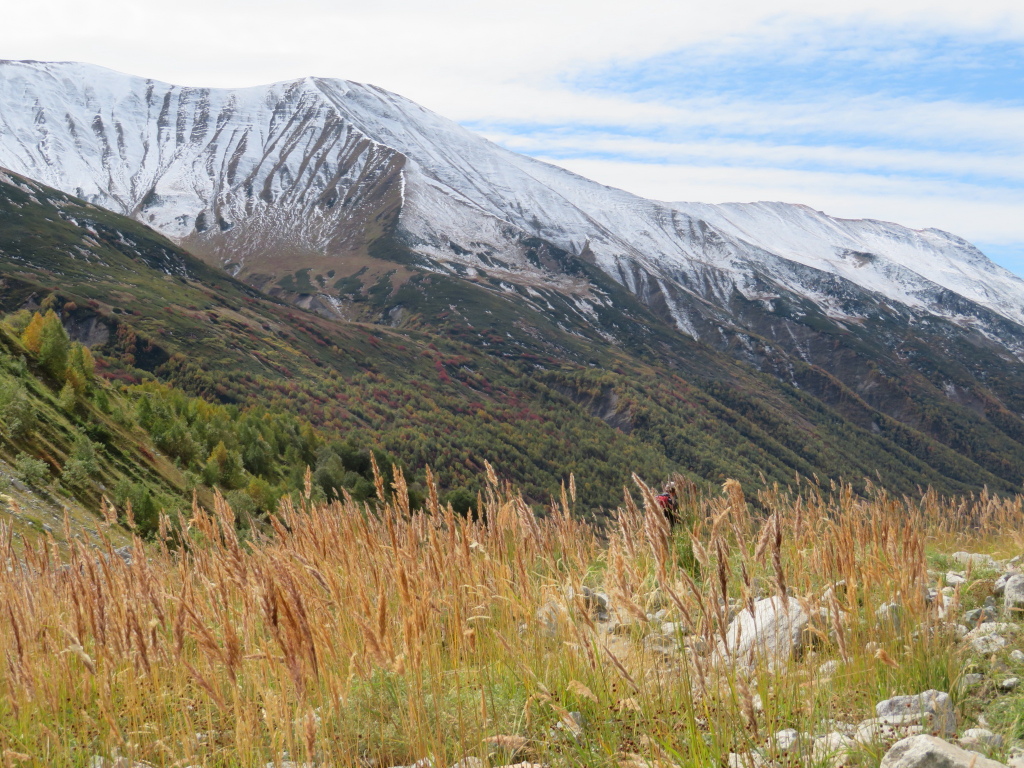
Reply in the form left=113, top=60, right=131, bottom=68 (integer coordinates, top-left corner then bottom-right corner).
left=483, top=129, right=1024, bottom=183
left=6, top=0, right=1024, bottom=96
left=551, top=157, right=1024, bottom=245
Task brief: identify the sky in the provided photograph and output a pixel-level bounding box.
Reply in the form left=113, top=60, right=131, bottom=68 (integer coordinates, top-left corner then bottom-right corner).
left=4, top=0, right=1024, bottom=274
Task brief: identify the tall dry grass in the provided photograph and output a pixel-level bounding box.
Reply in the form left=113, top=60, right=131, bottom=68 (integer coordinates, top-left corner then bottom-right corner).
left=0, top=467, right=1021, bottom=768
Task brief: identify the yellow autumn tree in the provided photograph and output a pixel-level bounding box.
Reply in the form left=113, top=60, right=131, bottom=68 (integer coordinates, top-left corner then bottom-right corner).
left=65, top=343, right=95, bottom=394
left=20, top=311, right=45, bottom=354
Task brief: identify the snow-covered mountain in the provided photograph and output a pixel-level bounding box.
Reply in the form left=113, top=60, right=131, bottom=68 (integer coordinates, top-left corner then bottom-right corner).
left=1, top=59, right=1023, bottom=362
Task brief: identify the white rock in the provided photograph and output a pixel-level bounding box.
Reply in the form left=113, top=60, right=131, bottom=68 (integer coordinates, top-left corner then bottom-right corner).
left=1003, top=574, right=1024, bottom=615
left=813, top=733, right=857, bottom=768
left=772, top=729, right=802, bottom=752
left=993, top=573, right=1016, bottom=597
left=952, top=553, right=997, bottom=569
left=974, top=635, right=1007, bottom=653
left=875, top=690, right=957, bottom=737
left=965, top=622, right=1018, bottom=654
left=880, top=735, right=1005, bottom=768
left=856, top=716, right=925, bottom=745
left=718, top=595, right=809, bottom=664
left=819, top=660, right=841, bottom=677
left=535, top=601, right=564, bottom=638
left=878, top=602, right=904, bottom=629
left=946, top=572, right=967, bottom=586
left=1010, top=649, right=1024, bottom=663
left=392, top=760, right=434, bottom=768
left=1000, top=677, right=1019, bottom=691
left=959, top=728, right=1004, bottom=749
left=727, top=751, right=768, bottom=768
left=91, top=758, right=156, bottom=768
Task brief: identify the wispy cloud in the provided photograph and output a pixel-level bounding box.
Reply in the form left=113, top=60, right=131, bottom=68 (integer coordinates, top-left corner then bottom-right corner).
left=462, top=21, right=1024, bottom=272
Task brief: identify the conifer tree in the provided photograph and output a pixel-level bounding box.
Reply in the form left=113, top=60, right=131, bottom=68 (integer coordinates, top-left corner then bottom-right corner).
left=20, top=312, right=45, bottom=354
left=38, top=311, right=69, bottom=379
left=57, top=382, right=78, bottom=413
left=65, top=343, right=95, bottom=394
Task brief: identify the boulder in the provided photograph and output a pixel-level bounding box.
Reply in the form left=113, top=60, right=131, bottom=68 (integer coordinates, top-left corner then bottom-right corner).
left=484, top=735, right=529, bottom=760
left=880, top=735, right=1006, bottom=768
left=818, top=660, right=841, bottom=677
left=960, top=673, right=985, bottom=689
left=959, top=729, right=1003, bottom=749
left=855, top=715, right=925, bottom=745
left=877, top=602, right=904, bottom=630
left=965, top=623, right=1018, bottom=654
left=772, top=729, right=802, bottom=753
left=535, top=602, right=564, bottom=638
left=643, top=633, right=682, bottom=660
left=972, top=634, right=1008, bottom=653
left=952, top=553, right=997, bottom=569
left=567, top=586, right=610, bottom=620
left=875, top=690, right=956, bottom=737
left=965, top=606, right=998, bottom=626
left=726, top=751, right=768, bottom=768
left=994, top=573, right=1016, bottom=597
left=1003, top=575, right=1024, bottom=615
left=718, top=595, right=809, bottom=664
left=660, top=621, right=689, bottom=637
left=813, top=732, right=857, bottom=768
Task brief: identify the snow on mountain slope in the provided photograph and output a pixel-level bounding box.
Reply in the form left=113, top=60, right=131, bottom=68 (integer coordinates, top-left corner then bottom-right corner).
left=0, top=61, right=404, bottom=270
left=2, top=59, right=1023, bottom=343
left=673, top=201, right=1024, bottom=327
left=308, top=77, right=1024, bottom=331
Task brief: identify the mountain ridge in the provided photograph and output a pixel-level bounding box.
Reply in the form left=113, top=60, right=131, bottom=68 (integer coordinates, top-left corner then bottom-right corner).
left=3, top=59, right=1022, bottom=341
left=2, top=60, right=1024, bottom=497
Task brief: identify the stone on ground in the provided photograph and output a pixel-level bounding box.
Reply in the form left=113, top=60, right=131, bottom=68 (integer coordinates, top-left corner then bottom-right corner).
left=1003, top=575, right=1024, bottom=614
left=771, top=729, right=802, bottom=752
left=952, top=553, right=997, bottom=569
left=813, top=733, right=857, bottom=768
left=874, top=690, right=957, bottom=737
left=855, top=715, right=926, bottom=745
left=718, top=595, right=809, bottom=664
left=965, top=623, right=1018, bottom=654
left=880, top=735, right=1006, bottom=768
left=959, top=729, right=1004, bottom=749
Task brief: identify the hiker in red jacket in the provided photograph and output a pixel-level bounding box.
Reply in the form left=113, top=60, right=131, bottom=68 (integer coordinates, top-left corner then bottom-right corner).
left=655, top=481, right=679, bottom=526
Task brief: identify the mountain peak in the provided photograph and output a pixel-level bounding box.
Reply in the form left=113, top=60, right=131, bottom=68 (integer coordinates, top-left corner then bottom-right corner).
left=1, top=59, right=1022, bottom=343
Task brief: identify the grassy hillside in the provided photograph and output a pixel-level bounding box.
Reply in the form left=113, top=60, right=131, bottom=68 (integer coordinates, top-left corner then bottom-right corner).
left=1, top=473, right=1022, bottom=767
left=1, top=167, right=1021, bottom=523
left=0, top=316, right=189, bottom=541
